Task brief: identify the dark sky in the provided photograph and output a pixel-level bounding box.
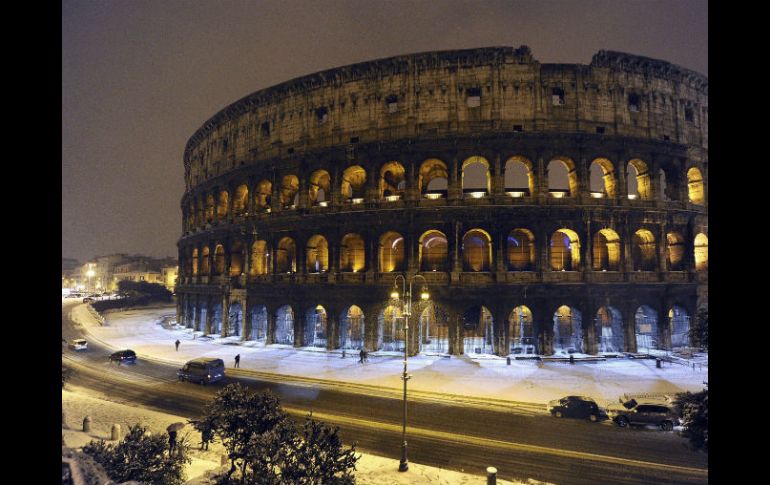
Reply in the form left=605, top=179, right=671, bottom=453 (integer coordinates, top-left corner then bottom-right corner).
left=61, top=0, right=707, bottom=263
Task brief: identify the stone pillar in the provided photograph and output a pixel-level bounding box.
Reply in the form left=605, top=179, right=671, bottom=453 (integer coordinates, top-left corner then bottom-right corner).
left=365, top=232, right=376, bottom=281
left=221, top=294, right=230, bottom=337
left=492, top=153, right=503, bottom=196
left=617, top=152, right=628, bottom=200
left=582, top=301, right=597, bottom=355
left=624, top=306, right=637, bottom=353
left=241, top=299, right=251, bottom=341
left=536, top=153, right=547, bottom=199
left=271, top=180, right=281, bottom=212
left=406, top=231, right=417, bottom=273
left=331, top=167, right=341, bottom=205
left=406, top=158, right=418, bottom=202
left=226, top=186, right=234, bottom=222
left=579, top=156, right=590, bottom=200
left=298, top=174, right=309, bottom=209
left=448, top=155, right=461, bottom=201
left=266, top=306, right=276, bottom=344
left=205, top=297, right=213, bottom=334
left=658, top=222, right=668, bottom=273
left=294, top=311, right=305, bottom=348
left=364, top=307, right=380, bottom=351
left=583, top=216, right=593, bottom=274
left=327, top=311, right=339, bottom=350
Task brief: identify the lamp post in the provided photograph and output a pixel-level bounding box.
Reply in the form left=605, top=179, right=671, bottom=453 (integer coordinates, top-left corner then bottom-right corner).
left=86, top=266, right=95, bottom=293
left=391, top=274, right=429, bottom=472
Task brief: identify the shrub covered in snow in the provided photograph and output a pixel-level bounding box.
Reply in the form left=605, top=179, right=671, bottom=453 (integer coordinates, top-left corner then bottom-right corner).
left=82, top=424, right=189, bottom=484
left=196, top=383, right=358, bottom=484
left=673, top=389, right=708, bottom=452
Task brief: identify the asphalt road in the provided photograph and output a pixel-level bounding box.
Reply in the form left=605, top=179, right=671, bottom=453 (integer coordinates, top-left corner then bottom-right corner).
left=62, top=302, right=708, bottom=484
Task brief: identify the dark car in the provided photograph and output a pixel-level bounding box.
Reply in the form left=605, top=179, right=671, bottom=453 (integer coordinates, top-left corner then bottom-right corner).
left=109, top=350, right=137, bottom=364
left=547, top=396, right=601, bottom=422
left=606, top=399, right=679, bottom=430
left=177, top=358, right=226, bottom=385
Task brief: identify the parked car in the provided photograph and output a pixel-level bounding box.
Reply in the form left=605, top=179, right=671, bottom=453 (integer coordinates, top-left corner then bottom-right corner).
left=177, top=358, right=226, bottom=385
left=68, top=339, right=88, bottom=350
left=606, top=398, right=679, bottom=430
left=547, top=396, right=601, bottom=422
left=109, top=349, right=137, bottom=364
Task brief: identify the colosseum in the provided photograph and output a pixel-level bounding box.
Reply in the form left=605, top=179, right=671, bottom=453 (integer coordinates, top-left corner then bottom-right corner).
left=175, top=46, right=707, bottom=358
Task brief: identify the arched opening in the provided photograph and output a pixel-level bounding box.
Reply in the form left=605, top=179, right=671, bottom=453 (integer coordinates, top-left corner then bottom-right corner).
left=339, top=305, right=364, bottom=350
left=589, top=158, right=617, bottom=198
left=228, top=301, right=243, bottom=337
left=553, top=305, right=582, bottom=354
left=509, top=306, right=535, bottom=354
left=275, top=237, right=296, bottom=273
left=214, top=244, right=225, bottom=275
left=280, top=175, right=299, bottom=208
left=669, top=306, right=691, bottom=349
left=255, top=180, right=272, bottom=211
left=205, top=194, right=215, bottom=222
left=507, top=229, right=535, bottom=271
left=419, top=158, right=448, bottom=199
left=504, top=156, right=534, bottom=197
left=418, top=303, right=449, bottom=354
left=340, top=233, right=365, bottom=272
left=341, top=165, right=367, bottom=202
left=627, top=159, right=651, bottom=200
left=461, top=156, right=490, bottom=197
left=595, top=307, right=623, bottom=353
left=550, top=229, right=581, bottom=271
left=462, top=229, right=492, bottom=272
left=419, top=230, right=448, bottom=271
left=274, top=305, right=295, bottom=345
left=635, top=305, right=659, bottom=353
left=250, top=241, right=270, bottom=276
left=378, top=304, right=404, bottom=351
left=304, top=305, right=328, bottom=348
left=379, top=231, right=405, bottom=272
left=463, top=306, right=494, bottom=355
left=666, top=232, right=686, bottom=271
left=309, top=169, right=331, bottom=206
left=687, top=167, right=705, bottom=205
left=592, top=229, right=621, bottom=271
left=210, top=302, right=223, bottom=335
left=192, top=248, right=199, bottom=276
left=233, top=184, right=248, bottom=215
left=632, top=229, right=657, bottom=271
left=694, top=233, right=708, bottom=271
left=217, top=191, right=229, bottom=219
left=305, top=235, right=329, bottom=273
left=250, top=305, right=268, bottom=342
left=229, top=241, right=244, bottom=277
left=380, top=161, right=406, bottom=200
left=547, top=157, right=578, bottom=198
left=201, top=246, right=210, bottom=275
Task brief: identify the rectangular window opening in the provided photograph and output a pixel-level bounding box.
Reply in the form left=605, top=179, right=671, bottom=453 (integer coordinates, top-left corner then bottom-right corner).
left=316, top=107, right=329, bottom=124
left=466, top=87, right=481, bottom=108
left=513, top=125, right=523, bottom=132
left=552, top=87, right=565, bottom=106
left=261, top=122, right=270, bottom=138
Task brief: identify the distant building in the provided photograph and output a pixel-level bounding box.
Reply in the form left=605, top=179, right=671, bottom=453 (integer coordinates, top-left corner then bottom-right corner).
left=161, top=265, right=179, bottom=292
left=62, top=258, right=81, bottom=288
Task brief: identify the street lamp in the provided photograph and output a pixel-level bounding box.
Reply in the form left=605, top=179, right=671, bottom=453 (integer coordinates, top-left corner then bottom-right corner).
left=86, top=266, right=95, bottom=293
left=391, top=273, right=429, bottom=472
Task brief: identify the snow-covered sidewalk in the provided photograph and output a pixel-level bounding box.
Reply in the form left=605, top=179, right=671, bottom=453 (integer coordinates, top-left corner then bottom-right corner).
left=68, top=301, right=708, bottom=407
left=62, top=387, right=529, bottom=484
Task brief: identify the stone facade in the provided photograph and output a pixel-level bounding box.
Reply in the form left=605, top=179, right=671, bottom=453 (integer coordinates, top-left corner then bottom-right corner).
left=176, top=46, right=707, bottom=356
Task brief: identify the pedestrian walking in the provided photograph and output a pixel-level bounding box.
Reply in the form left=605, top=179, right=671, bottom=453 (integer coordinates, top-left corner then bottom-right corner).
left=168, top=429, right=178, bottom=455
left=358, top=349, right=365, bottom=364
left=201, top=426, right=212, bottom=451
left=175, top=339, right=180, bottom=351
left=234, top=354, right=240, bottom=368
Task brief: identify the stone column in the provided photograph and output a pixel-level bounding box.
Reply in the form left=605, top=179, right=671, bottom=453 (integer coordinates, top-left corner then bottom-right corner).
left=617, top=151, right=628, bottom=200
left=406, top=158, right=418, bottom=202
left=364, top=306, right=380, bottom=351
left=294, top=310, right=305, bottom=348
left=448, top=155, right=461, bottom=201
left=492, top=153, right=503, bottom=196
left=266, top=306, right=276, bottom=344
left=326, top=311, right=338, bottom=351
left=205, top=297, right=214, bottom=334
left=583, top=216, right=593, bottom=274
left=536, top=153, right=547, bottom=200
left=623, top=305, right=638, bottom=353
left=241, top=299, right=250, bottom=341
left=221, top=294, right=230, bottom=337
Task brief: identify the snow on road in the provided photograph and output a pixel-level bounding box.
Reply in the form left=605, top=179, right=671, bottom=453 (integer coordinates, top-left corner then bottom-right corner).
left=62, top=387, right=528, bottom=484
left=68, top=301, right=707, bottom=406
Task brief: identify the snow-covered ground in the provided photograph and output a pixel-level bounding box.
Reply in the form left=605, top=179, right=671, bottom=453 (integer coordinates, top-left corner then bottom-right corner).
left=62, top=387, right=530, bottom=484
left=67, top=301, right=708, bottom=407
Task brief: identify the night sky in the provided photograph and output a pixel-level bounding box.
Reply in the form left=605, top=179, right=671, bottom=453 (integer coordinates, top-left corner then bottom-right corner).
left=61, top=0, right=707, bottom=264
